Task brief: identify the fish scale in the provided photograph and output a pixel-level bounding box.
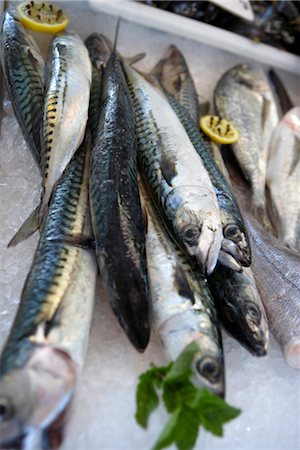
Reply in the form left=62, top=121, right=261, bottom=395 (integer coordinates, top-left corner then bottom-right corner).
left=0, top=133, right=91, bottom=376
left=0, top=12, right=44, bottom=171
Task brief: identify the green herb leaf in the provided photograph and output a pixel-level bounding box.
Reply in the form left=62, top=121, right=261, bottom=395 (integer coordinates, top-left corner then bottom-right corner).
left=152, top=408, right=180, bottom=450
left=196, top=389, right=241, bottom=437
left=135, top=367, right=160, bottom=428
left=164, top=342, right=199, bottom=384
left=135, top=343, right=242, bottom=450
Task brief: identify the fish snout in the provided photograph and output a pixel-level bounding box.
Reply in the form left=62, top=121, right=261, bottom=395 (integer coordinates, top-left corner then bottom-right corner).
left=190, top=222, right=222, bottom=276
left=221, top=237, right=251, bottom=267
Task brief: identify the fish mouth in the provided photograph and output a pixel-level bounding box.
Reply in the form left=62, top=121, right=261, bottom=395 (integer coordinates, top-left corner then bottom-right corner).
left=218, top=250, right=242, bottom=272
left=221, top=238, right=251, bottom=267
left=0, top=347, right=76, bottom=449
left=189, top=223, right=222, bottom=275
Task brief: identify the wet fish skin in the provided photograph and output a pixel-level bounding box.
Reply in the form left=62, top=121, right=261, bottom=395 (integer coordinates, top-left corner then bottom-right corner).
left=209, top=264, right=269, bottom=356
left=1, top=133, right=92, bottom=375
left=41, top=31, right=92, bottom=217
left=162, top=89, right=251, bottom=268
left=214, top=63, right=278, bottom=222
left=90, top=52, right=150, bottom=351
left=266, top=106, right=300, bottom=252
left=152, top=45, right=201, bottom=125
left=140, top=181, right=224, bottom=397
left=84, top=33, right=110, bottom=142
left=0, top=133, right=97, bottom=448
left=124, top=63, right=222, bottom=275
left=0, top=12, right=44, bottom=171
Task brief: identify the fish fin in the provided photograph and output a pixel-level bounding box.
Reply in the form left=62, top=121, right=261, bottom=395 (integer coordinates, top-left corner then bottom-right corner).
left=262, top=95, right=271, bottom=129
left=7, top=206, right=40, bottom=248
left=174, top=264, right=195, bottom=304
left=160, top=153, right=177, bottom=187
left=150, top=58, right=165, bottom=80
left=288, top=136, right=300, bottom=176
left=46, top=235, right=96, bottom=250
left=125, top=52, right=146, bottom=66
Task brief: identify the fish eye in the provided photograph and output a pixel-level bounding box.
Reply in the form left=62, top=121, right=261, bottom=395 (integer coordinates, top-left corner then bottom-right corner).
left=196, top=357, right=220, bottom=383
left=181, top=225, right=200, bottom=246
left=245, top=303, right=261, bottom=324
left=0, top=397, right=14, bottom=423
left=224, top=224, right=240, bottom=240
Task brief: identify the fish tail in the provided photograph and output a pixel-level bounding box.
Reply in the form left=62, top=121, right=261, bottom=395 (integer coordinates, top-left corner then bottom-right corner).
left=112, top=17, right=121, bottom=54
left=7, top=205, right=40, bottom=247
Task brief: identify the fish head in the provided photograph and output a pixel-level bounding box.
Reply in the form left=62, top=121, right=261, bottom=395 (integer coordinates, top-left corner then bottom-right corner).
left=0, top=346, right=76, bottom=448
left=165, top=188, right=222, bottom=275
left=152, top=45, right=188, bottom=98
left=221, top=221, right=251, bottom=266
left=84, top=33, right=110, bottom=68
left=192, top=338, right=225, bottom=397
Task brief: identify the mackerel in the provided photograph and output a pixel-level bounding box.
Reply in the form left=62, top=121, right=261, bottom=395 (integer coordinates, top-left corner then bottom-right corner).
left=162, top=89, right=251, bottom=270
left=0, top=12, right=44, bottom=170
left=90, top=49, right=150, bottom=351
left=124, top=63, right=222, bottom=275
left=140, top=180, right=224, bottom=396
left=0, top=133, right=97, bottom=447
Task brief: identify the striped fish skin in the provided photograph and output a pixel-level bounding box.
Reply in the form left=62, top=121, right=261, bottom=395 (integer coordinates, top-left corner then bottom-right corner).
left=0, top=133, right=96, bottom=448
left=152, top=45, right=200, bottom=125
left=41, top=31, right=91, bottom=216
left=1, top=133, right=91, bottom=376
left=214, top=64, right=278, bottom=223
left=124, top=63, right=222, bottom=275
left=90, top=52, right=150, bottom=351
left=209, top=264, right=269, bottom=356
left=163, top=89, right=251, bottom=269
left=84, top=33, right=110, bottom=143
left=140, top=181, right=224, bottom=396
left=0, top=12, right=44, bottom=171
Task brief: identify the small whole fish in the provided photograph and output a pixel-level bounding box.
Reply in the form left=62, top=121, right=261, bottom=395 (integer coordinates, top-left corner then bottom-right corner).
left=89, top=49, right=150, bottom=351
left=0, top=12, right=44, bottom=171
left=151, top=45, right=206, bottom=125
left=8, top=31, right=92, bottom=247
left=214, top=63, right=278, bottom=223
left=84, top=33, right=110, bottom=142
left=266, top=106, right=300, bottom=252
left=229, top=165, right=300, bottom=369
left=209, top=264, right=269, bottom=356
left=162, top=88, right=251, bottom=271
left=124, top=63, right=222, bottom=275
left=0, top=133, right=98, bottom=447
left=140, top=180, right=224, bottom=396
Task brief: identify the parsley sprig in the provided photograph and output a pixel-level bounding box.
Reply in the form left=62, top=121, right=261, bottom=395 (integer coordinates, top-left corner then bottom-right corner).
left=135, top=342, right=241, bottom=450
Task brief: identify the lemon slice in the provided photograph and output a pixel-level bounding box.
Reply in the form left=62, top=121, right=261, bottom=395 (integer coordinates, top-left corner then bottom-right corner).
left=200, top=115, right=239, bottom=144
left=17, top=1, right=69, bottom=34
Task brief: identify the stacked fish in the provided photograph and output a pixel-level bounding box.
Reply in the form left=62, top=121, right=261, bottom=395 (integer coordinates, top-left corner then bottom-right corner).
left=0, top=12, right=299, bottom=450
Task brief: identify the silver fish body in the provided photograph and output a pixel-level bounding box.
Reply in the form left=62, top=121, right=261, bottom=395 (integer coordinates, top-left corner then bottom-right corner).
left=140, top=181, right=224, bottom=396
left=215, top=64, right=278, bottom=222
left=41, top=31, right=92, bottom=215
left=0, top=11, right=44, bottom=170
left=266, top=106, right=300, bottom=251
left=124, top=63, right=222, bottom=275
left=0, top=134, right=97, bottom=447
